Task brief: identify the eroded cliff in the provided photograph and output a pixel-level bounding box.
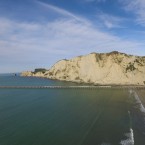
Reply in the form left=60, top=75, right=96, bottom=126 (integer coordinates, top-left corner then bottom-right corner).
left=21, top=51, right=145, bottom=85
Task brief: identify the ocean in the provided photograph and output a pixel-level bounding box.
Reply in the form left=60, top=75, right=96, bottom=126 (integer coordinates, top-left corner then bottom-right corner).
left=0, top=75, right=145, bottom=145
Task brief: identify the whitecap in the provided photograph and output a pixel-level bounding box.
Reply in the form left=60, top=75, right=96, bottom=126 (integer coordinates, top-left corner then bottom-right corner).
left=128, top=89, right=145, bottom=113
left=129, top=89, right=133, bottom=95
left=133, top=91, right=145, bottom=113
left=120, top=128, right=134, bottom=145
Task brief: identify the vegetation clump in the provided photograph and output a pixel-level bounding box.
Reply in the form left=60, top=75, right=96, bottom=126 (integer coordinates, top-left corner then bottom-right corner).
left=34, top=68, right=46, bottom=73
left=126, top=63, right=136, bottom=72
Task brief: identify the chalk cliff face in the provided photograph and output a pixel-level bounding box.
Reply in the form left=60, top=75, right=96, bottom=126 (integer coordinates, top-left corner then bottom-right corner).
left=21, top=51, right=145, bottom=85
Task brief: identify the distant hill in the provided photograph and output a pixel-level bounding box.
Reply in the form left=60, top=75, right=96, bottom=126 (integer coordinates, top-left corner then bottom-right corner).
left=21, top=51, right=145, bottom=85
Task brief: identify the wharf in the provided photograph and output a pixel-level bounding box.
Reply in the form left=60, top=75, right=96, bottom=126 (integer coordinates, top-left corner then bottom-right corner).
left=0, top=86, right=144, bottom=89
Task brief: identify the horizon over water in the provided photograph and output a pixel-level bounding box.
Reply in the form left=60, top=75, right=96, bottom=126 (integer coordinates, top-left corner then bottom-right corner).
left=0, top=75, right=145, bottom=145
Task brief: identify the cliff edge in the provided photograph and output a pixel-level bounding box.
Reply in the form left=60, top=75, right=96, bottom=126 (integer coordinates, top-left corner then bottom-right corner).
left=21, top=51, right=145, bottom=85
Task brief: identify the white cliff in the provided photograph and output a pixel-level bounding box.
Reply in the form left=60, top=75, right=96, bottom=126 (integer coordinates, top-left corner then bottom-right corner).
left=21, top=51, right=145, bottom=85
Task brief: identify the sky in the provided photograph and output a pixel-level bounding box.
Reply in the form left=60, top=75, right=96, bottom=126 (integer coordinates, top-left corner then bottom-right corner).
left=0, top=0, right=145, bottom=73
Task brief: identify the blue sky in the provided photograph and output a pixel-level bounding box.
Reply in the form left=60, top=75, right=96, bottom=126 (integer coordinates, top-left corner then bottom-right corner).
left=0, top=0, right=145, bottom=73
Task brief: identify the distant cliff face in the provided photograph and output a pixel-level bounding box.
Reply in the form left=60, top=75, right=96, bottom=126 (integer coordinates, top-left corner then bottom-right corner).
left=21, top=51, right=145, bottom=85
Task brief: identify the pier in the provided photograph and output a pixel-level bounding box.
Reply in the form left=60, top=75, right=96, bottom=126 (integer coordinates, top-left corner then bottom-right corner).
left=0, top=85, right=144, bottom=89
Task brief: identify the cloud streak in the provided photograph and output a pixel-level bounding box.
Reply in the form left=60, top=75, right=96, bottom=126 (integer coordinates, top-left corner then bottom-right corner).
left=97, top=13, right=126, bottom=29
left=0, top=16, right=144, bottom=73
left=36, top=0, right=89, bottom=24
left=0, top=1, right=145, bottom=73
left=119, top=0, right=145, bottom=26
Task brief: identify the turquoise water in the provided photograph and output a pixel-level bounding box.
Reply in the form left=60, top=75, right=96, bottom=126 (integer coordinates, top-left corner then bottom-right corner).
left=0, top=75, right=145, bottom=145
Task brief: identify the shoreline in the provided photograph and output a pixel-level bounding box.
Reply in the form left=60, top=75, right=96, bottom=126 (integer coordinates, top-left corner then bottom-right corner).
left=21, top=75, right=145, bottom=86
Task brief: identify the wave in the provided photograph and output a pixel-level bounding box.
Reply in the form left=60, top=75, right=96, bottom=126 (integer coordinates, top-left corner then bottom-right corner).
left=120, top=128, right=134, bottom=145
left=129, top=89, right=145, bottom=113
left=128, top=89, right=145, bottom=138
left=133, top=91, right=145, bottom=113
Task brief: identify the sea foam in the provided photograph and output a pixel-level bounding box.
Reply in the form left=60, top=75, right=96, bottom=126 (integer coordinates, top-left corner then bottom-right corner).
left=133, top=91, right=145, bottom=113
left=120, top=128, right=134, bottom=145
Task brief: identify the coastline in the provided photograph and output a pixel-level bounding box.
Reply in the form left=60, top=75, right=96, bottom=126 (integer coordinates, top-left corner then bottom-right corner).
left=21, top=51, right=145, bottom=86
left=21, top=75, right=145, bottom=86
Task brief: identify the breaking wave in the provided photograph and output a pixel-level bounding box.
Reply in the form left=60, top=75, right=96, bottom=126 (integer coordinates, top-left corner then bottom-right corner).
left=120, top=128, right=134, bottom=145
left=133, top=91, right=145, bottom=113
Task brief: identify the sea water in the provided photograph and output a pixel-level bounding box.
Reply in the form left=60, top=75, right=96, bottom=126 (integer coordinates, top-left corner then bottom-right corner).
left=0, top=75, right=145, bottom=145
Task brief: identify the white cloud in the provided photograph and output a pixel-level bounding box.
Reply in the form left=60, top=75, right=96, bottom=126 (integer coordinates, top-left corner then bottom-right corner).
left=0, top=1, right=145, bottom=72
left=119, top=0, right=145, bottom=26
left=97, top=13, right=125, bottom=29
left=0, top=18, right=143, bottom=63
